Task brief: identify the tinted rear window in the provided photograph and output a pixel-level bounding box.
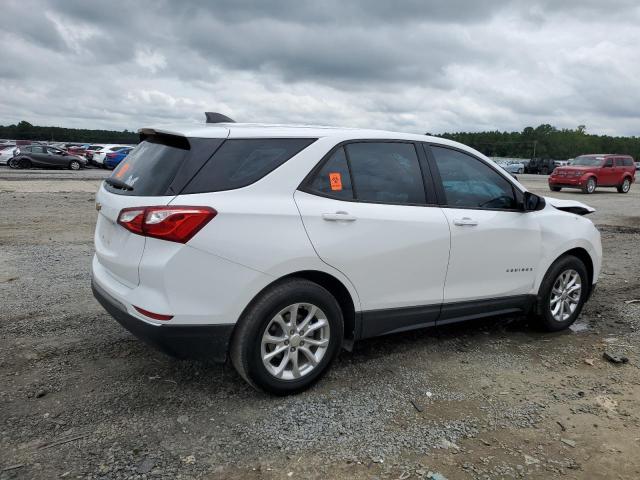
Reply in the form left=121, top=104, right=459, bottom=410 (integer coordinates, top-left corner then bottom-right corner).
left=182, top=138, right=316, bottom=194
left=106, top=135, right=224, bottom=196
left=621, top=157, right=633, bottom=166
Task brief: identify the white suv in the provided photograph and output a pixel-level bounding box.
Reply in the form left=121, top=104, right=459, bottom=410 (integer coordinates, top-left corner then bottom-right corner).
left=92, top=114, right=602, bottom=394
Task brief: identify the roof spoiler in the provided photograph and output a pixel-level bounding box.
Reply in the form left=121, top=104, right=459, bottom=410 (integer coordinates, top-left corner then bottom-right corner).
left=205, top=112, right=235, bottom=123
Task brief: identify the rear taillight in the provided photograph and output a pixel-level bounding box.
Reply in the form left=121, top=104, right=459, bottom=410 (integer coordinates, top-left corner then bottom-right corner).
left=106, top=152, right=117, bottom=158
left=117, top=206, right=216, bottom=243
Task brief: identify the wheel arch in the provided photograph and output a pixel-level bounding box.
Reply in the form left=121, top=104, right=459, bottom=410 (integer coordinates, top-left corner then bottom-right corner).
left=562, top=247, right=594, bottom=289
left=234, top=270, right=358, bottom=350
left=539, top=247, right=594, bottom=299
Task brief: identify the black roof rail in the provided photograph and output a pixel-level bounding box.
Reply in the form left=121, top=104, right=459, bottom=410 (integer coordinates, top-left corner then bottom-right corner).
left=205, top=112, right=235, bottom=123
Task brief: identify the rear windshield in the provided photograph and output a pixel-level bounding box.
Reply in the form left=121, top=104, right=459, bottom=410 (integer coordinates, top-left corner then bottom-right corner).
left=107, top=135, right=200, bottom=196
left=573, top=156, right=602, bottom=166
left=181, top=138, right=316, bottom=194
left=106, top=136, right=315, bottom=196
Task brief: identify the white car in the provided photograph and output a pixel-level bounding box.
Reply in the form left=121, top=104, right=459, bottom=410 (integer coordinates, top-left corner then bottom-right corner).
left=0, top=144, right=18, bottom=165
left=92, top=114, right=602, bottom=394
left=92, top=144, right=129, bottom=166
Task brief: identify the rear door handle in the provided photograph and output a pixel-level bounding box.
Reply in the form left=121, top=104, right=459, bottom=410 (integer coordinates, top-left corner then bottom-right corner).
left=322, top=211, right=357, bottom=222
left=453, top=217, right=478, bottom=226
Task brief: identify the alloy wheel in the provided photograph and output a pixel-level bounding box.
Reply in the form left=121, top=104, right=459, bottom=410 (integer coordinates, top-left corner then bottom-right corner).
left=261, top=303, right=330, bottom=380
left=549, top=269, right=582, bottom=322
left=622, top=179, right=630, bottom=192
left=587, top=179, right=596, bottom=193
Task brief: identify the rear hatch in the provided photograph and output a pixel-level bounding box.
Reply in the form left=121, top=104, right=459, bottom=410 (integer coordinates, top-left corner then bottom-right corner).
left=94, top=129, right=228, bottom=287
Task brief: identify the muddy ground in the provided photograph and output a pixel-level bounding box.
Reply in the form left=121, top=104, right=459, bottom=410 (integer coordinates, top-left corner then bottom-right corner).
left=1, top=171, right=639, bottom=479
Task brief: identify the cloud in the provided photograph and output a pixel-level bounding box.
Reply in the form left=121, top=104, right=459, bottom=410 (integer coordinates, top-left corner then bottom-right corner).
left=0, top=0, right=639, bottom=136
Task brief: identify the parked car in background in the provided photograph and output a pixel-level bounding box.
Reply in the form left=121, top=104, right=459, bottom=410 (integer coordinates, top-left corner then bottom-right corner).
left=9, top=145, right=87, bottom=170
left=525, top=158, right=557, bottom=174
left=92, top=115, right=602, bottom=394
left=0, top=144, right=18, bottom=165
left=549, top=154, right=636, bottom=194
left=103, top=146, right=133, bottom=169
left=84, top=144, right=105, bottom=163
left=635, top=161, right=640, bottom=171
left=92, top=145, right=130, bottom=167
left=66, top=144, right=90, bottom=156
left=497, top=161, right=525, bottom=174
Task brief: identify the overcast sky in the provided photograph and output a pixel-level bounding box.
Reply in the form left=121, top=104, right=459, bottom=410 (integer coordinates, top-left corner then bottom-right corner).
left=1, top=0, right=639, bottom=136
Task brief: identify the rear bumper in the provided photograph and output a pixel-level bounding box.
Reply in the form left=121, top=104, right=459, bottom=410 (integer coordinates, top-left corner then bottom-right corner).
left=92, top=280, right=233, bottom=362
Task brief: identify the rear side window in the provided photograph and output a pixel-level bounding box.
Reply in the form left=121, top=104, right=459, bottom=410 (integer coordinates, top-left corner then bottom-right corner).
left=305, top=141, right=427, bottom=205
left=307, top=147, right=354, bottom=200
left=431, top=146, right=517, bottom=210
left=346, top=142, right=426, bottom=204
left=182, top=138, right=315, bottom=194
left=620, top=157, right=633, bottom=167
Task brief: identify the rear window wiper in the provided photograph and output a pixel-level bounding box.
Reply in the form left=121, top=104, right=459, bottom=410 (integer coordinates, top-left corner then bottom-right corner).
left=104, top=177, right=134, bottom=191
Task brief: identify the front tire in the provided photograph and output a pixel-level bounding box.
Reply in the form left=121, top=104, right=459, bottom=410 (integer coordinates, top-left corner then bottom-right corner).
left=582, top=177, right=596, bottom=194
left=535, top=255, right=589, bottom=332
left=518, top=168, right=524, bottom=174
left=550, top=186, right=561, bottom=192
left=617, top=177, right=631, bottom=193
left=230, top=278, right=344, bottom=395
left=69, top=160, right=81, bottom=170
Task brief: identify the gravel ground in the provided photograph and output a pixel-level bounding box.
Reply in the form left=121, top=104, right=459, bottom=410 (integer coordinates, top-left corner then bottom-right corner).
left=1, top=169, right=639, bottom=479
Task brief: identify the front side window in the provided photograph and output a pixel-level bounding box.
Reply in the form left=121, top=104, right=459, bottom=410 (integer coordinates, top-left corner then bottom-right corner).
left=31, top=146, right=45, bottom=154
left=431, top=146, right=517, bottom=210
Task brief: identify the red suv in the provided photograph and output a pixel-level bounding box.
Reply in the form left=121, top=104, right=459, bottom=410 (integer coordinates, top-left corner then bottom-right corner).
left=549, top=154, right=635, bottom=194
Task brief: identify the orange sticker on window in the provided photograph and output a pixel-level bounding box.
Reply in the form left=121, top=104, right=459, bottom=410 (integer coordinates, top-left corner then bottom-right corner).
left=329, top=172, right=342, bottom=191
left=115, top=163, right=130, bottom=179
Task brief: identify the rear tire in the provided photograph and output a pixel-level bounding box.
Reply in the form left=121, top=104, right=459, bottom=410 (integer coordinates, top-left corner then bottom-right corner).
left=550, top=186, right=561, bottom=192
left=582, top=177, right=596, bottom=194
left=617, top=177, right=631, bottom=193
left=518, top=168, right=524, bottom=174
left=534, top=255, right=589, bottom=332
left=541, top=167, right=549, bottom=175
left=230, top=278, right=344, bottom=395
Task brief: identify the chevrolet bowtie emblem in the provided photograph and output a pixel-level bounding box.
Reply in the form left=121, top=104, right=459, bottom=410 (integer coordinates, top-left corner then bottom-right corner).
left=95, top=202, right=102, bottom=212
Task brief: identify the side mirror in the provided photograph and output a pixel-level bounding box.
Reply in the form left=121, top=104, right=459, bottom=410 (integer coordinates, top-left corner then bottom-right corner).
left=523, top=191, right=546, bottom=211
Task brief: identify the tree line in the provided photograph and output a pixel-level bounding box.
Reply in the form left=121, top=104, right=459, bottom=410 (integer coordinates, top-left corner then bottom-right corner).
left=433, top=124, right=640, bottom=160
left=0, top=121, right=139, bottom=144
left=2, top=121, right=639, bottom=160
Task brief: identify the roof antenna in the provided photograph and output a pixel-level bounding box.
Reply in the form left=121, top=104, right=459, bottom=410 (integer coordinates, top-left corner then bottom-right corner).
left=205, top=112, right=235, bottom=123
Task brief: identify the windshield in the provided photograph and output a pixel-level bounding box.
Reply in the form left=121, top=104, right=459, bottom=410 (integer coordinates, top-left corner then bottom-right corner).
left=573, top=156, right=603, bottom=166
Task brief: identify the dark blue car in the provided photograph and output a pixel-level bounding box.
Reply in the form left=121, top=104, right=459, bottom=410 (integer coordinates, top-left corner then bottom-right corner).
left=104, top=147, right=133, bottom=169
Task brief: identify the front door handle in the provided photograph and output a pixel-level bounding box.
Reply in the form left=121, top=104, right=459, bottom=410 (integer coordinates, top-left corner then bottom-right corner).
left=453, top=217, right=478, bottom=226
left=322, top=211, right=357, bottom=222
